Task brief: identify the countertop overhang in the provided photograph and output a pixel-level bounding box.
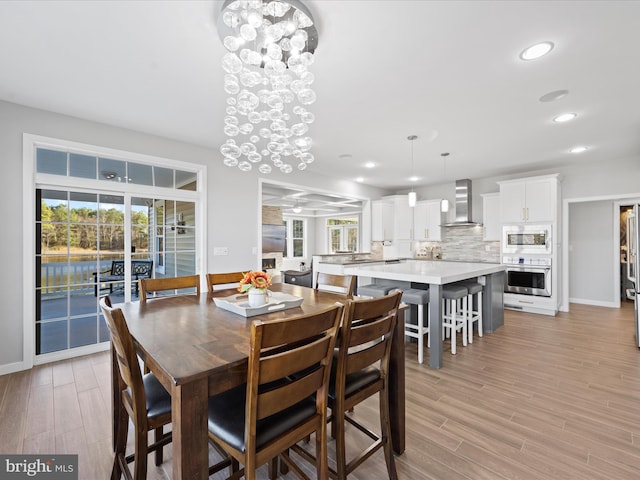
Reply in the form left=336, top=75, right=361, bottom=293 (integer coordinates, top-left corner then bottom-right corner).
left=344, top=261, right=505, bottom=285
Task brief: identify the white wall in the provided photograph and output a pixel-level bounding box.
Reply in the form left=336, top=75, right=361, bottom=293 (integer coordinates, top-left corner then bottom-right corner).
left=0, top=100, right=388, bottom=372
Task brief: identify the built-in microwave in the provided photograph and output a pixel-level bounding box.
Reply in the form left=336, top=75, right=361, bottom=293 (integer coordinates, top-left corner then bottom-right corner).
left=502, top=224, right=552, bottom=254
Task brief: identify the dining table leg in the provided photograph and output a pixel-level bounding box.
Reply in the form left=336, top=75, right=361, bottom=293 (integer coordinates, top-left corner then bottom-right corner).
left=389, top=306, right=406, bottom=454
left=428, top=284, right=443, bottom=369
left=171, top=378, right=209, bottom=479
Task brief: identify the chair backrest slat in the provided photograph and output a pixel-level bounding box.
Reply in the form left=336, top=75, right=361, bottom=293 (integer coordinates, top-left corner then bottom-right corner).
left=206, top=272, right=246, bottom=291
left=315, top=272, right=356, bottom=296
left=139, top=274, right=200, bottom=304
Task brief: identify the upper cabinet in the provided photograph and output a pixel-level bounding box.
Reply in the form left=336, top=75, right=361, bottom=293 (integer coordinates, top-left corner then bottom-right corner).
left=392, top=196, right=413, bottom=240
left=414, top=199, right=442, bottom=241
left=498, top=175, right=560, bottom=224
left=371, top=200, right=394, bottom=241
left=481, top=192, right=501, bottom=241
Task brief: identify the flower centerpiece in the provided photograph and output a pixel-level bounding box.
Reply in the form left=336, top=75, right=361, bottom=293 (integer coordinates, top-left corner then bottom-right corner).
left=238, top=271, right=272, bottom=307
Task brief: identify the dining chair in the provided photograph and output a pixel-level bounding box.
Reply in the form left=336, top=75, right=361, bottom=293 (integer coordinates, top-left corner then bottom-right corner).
left=138, top=274, right=200, bottom=304
left=315, top=272, right=356, bottom=296
left=326, top=290, right=402, bottom=480
left=99, top=296, right=172, bottom=480
left=206, top=303, right=344, bottom=480
left=206, top=271, right=245, bottom=291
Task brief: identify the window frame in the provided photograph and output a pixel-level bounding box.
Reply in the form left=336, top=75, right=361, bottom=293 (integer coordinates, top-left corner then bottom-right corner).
left=283, top=217, right=306, bottom=259
left=23, top=133, right=207, bottom=367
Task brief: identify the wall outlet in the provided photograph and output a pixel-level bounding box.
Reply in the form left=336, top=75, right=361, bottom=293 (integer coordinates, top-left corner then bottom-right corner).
left=213, top=247, right=228, bottom=256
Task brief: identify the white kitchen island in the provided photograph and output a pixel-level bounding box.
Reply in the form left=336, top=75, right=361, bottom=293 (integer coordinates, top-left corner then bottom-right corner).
left=344, top=260, right=506, bottom=369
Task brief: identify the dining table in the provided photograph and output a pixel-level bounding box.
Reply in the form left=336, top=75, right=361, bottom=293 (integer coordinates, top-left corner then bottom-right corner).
left=112, top=282, right=406, bottom=480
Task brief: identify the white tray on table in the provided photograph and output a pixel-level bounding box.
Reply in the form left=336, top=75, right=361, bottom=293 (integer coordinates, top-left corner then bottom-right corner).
left=213, top=291, right=304, bottom=317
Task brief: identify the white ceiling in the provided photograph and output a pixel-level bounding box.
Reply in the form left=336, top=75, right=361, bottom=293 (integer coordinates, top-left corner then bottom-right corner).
left=1, top=0, right=639, bottom=196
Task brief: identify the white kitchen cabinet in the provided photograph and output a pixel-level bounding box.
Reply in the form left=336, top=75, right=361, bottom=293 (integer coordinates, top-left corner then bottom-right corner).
left=392, top=196, right=413, bottom=240
left=413, top=199, right=442, bottom=241
left=481, top=192, right=501, bottom=240
left=498, top=175, right=559, bottom=224
left=371, top=200, right=394, bottom=241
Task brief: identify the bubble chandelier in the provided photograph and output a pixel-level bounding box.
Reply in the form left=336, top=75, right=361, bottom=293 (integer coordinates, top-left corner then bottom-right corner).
left=217, top=0, right=318, bottom=174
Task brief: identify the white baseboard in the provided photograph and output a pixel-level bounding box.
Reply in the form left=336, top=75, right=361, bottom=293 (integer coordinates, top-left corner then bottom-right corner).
left=0, top=360, right=30, bottom=376
left=569, top=297, right=618, bottom=308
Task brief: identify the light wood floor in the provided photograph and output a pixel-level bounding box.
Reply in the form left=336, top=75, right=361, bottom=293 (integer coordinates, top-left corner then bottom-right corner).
left=1, top=302, right=640, bottom=479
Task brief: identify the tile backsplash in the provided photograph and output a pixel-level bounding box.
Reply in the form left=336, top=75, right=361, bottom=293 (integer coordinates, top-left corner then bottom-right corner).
left=419, top=225, right=500, bottom=263
left=371, top=226, right=500, bottom=263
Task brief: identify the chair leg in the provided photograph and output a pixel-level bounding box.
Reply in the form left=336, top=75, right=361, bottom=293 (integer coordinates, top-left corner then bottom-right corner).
left=379, top=389, right=398, bottom=480
left=132, top=421, right=148, bottom=480
left=417, top=304, right=424, bottom=364
left=451, top=299, right=457, bottom=355
left=154, top=426, right=163, bottom=466
left=334, top=405, right=348, bottom=480
left=112, top=403, right=128, bottom=480
left=462, top=297, right=468, bottom=347
left=315, top=418, right=329, bottom=480
left=478, top=291, right=483, bottom=337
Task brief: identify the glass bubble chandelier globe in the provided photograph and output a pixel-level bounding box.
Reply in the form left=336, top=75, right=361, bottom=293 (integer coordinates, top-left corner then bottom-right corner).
left=217, top=0, right=318, bottom=174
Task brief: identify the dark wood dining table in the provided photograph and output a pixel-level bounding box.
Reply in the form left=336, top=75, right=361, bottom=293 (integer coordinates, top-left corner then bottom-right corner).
left=113, top=283, right=406, bottom=480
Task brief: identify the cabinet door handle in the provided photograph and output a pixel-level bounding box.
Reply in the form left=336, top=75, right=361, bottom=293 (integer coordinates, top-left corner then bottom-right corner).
left=526, top=207, right=529, bottom=221
left=425, top=228, right=428, bottom=238
left=522, top=207, right=525, bottom=221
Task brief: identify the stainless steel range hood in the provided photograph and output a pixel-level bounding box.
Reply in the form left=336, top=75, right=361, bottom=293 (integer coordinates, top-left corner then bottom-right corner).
left=441, top=179, right=483, bottom=227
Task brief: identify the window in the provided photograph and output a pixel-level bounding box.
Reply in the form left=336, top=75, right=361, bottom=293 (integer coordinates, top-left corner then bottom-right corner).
left=327, top=217, right=359, bottom=253
left=284, top=218, right=305, bottom=258
left=27, top=135, right=204, bottom=363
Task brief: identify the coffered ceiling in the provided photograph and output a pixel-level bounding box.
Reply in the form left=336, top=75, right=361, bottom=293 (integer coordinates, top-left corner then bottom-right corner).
left=1, top=1, right=639, bottom=193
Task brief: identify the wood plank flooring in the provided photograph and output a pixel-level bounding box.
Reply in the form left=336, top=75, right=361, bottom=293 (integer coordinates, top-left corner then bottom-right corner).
left=1, top=302, right=639, bottom=479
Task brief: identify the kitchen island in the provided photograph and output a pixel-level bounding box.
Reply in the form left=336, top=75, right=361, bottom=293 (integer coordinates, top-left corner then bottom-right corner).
left=344, top=260, right=506, bottom=369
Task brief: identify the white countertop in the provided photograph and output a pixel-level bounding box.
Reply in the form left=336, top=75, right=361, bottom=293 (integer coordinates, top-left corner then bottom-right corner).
left=344, top=260, right=505, bottom=285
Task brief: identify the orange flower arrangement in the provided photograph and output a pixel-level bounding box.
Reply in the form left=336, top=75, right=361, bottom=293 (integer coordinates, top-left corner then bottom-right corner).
left=238, top=271, right=272, bottom=293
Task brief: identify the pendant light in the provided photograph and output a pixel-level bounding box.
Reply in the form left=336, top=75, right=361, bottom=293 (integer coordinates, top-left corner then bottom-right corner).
left=407, top=135, right=417, bottom=207
left=441, top=152, right=450, bottom=213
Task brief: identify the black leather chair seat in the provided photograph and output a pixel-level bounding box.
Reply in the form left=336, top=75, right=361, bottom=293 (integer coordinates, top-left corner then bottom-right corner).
left=208, top=384, right=317, bottom=453
left=142, top=373, right=172, bottom=420
left=328, top=366, right=380, bottom=402
left=125, top=373, right=172, bottom=420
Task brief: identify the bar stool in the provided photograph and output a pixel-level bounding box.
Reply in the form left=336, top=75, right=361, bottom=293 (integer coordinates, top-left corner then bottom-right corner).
left=441, top=284, right=468, bottom=355
left=357, top=283, right=394, bottom=298
left=401, top=288, right=430, bottom=364
left=458, top=280, right=483, bottom=344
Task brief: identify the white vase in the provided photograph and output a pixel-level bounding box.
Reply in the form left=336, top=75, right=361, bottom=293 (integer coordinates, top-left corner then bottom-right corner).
left=247, top=289, right=268, bottom=307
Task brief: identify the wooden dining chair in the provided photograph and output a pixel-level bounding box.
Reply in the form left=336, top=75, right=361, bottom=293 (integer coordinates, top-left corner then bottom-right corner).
left=99, top=296, right=173, bottom=480
left=327, top=290, right=402, bottom=480
left=206, top=303, right=344, bottom=480
left=206, top=271, right=245, bottom=291
left=315, top=272, right=356, bottom=296
left=138, top=274, right=200, bottom=304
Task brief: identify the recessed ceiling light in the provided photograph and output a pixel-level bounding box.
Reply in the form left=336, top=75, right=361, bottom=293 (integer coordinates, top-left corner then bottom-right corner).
left=520, top=41, right=554, bottom=61
left=570, top=146, right=588, bottom=154
left=364, top=162, right=375, bottom=168
left=539, top=89, right=569, bottom=102
left=338, top=153, right=353, bottom=160
left=409, top=176, right=419, bottom=182
left=553, top=113, right=577, bottom=123
left=355, top=177, right=364, bottom=183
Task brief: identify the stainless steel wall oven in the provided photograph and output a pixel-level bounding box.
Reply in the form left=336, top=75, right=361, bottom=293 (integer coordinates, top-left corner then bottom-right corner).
left=503, top=256, right=551, bottom=297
